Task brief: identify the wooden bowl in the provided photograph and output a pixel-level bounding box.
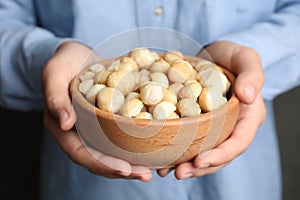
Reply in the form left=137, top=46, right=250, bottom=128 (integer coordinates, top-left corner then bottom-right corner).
left=70, top=56, right=240, bottom=169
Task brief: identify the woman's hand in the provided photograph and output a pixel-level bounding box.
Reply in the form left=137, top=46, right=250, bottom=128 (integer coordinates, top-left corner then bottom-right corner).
left=42, top=41, right=152, bottom=182
left=157, top=40, right=266, bottom=179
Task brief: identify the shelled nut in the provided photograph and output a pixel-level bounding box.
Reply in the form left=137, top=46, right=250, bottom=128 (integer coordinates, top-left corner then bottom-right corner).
left=77, top=47, right=231, bottom=120
left=97, top=87, right=125, bottom=113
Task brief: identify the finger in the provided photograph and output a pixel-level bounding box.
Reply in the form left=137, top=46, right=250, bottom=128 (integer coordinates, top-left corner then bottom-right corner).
left=131, top=166, right=153, bottom=182
left=86, top=147, right=133, bottom=177
left=44, top=110, right=128, bottom=175
left=156, top=167, right=174, bottom=177
left=234, top=66, right=264, bottom=104
left=193, top=94, right=266, bottom=168
left=231, top=47, right=264, bottom=104
left=42, top=59, right=79, bottom=131
left=42, top=42, right=101, bottom=131
left=174, top=162, right=228, bottom=180
left=44, top=110, right=149, bottom=180
left=88, top=148, right=153, bottom=181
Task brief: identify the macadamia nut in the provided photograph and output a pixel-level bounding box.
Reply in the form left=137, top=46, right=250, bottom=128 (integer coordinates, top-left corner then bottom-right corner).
left=177, top=98, right=201, bottom=117
left=164, top=50, right=184, bottom=63
left=79, top=79, right=94, bottom=95
left=120, top=56, right=138, bottom=69
left=178, top=86, right=197, bottom=100
left=194, top=60, right=214, bottom=72
left=107, top=70, right=136, bottom=95
left=169, top=82, right=184, bottom=96
left=139, top=69, right=151, bottom=77
left=197, top=69, right=230, bottom=94
left=136, top=112, right=153, bottom=119
left=163, top=88, right=178, bottom=105
left=178, top=79, right=202, bottom=100
left=129, top=47, right=158, bottom=68
left=79, top=71, right=95, bottom=82
left=97, top=87, right=124, bottom=113
left=140, top=82, right=164, bottom=106
left=94, top=70, right=112, bottom=84
left=198, top=87, right=227, bottom=112
left=153, top=101, right=176, bottom=120
left=86, top=84, right=106, bottom=104
left=150, top=72, right=169, bottom=88
left=107, top=59, right=120, bottom=71
left=119, top=99, right=144, bottom=117
left=125, top=92, right=140, bottom=102
left=168, top=60, right=194, bottom=83
left=150, top=58, right=170, bottom=73
left=89, top=63, right=105, bottom=73
left=136, top=75, right=150, bottom=89
left=168, top=112, right=180, bottom=119
left=114, top=58, right=138, bottom=72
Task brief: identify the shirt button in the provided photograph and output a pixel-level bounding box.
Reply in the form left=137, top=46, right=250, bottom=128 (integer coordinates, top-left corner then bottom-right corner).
left=154, top=6, right=164, bottom=16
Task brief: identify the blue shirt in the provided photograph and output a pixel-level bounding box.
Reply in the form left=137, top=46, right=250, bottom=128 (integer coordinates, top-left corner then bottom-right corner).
left=0, top=1, right=298, bottom=200
left=0, top=0, right=300, bottom=110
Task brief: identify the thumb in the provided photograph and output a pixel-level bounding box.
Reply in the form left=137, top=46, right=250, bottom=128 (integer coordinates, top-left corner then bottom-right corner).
left=42, top=42, right=101, bottom=130
left=42, top=62, right=77, bottom=131
left=234, top=66, right=264, bottom=104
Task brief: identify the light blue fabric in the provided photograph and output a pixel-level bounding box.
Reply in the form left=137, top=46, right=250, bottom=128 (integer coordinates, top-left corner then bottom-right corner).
left=1, top=0, right=299, bottom=199
left=41, top=100, right=281, bottom=200
left=1, top=0, right=300, bottom=109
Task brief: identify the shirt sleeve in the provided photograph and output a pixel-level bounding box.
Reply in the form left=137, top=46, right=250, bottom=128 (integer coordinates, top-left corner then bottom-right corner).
left=219, top=0, right=300, bottom=100
left=0, top=0, right=67, bottom=111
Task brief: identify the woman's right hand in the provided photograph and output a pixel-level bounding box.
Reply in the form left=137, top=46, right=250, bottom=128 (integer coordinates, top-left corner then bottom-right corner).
left=42, top=41, right=152, bottom=181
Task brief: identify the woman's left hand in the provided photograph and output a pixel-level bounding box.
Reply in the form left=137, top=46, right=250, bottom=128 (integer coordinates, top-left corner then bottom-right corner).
left=157, top=41, right=266, bottom=179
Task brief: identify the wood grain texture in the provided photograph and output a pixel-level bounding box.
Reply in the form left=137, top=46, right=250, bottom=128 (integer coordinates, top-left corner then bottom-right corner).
left=70, top=56, right=240, bottom=169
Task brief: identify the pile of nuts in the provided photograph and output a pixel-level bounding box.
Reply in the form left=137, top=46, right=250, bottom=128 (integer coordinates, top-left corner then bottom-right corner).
left=77, top=48, right=231, bottom=120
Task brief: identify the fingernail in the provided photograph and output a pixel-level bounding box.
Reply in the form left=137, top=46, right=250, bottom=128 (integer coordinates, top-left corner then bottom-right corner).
left=199, top=163, right=210, bottom=169
left=198, top=150, right=211, bottom=159
left=244, top=86, right=255, bottom=102
left=184, top=173, right=193, bottom=179
left=59, top=110, right=68, bottom=124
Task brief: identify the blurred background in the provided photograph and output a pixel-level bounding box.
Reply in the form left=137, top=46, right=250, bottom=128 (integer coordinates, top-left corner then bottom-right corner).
left=0, top=107, right=43, bottom=199
left=0, top=86, right=299, bottom=200
left=274, top=86, right=300, bottom=200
